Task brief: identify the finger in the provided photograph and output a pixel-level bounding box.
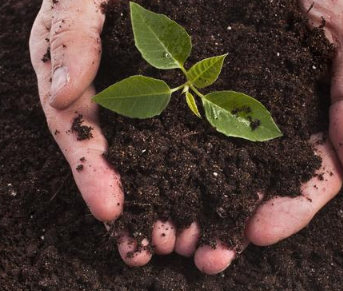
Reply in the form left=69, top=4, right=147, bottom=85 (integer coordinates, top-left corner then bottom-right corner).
left=31, top=15, right=124, bottom=222
left=245, top=133, right=343, bottom=246
left=194, top=239, right=249, bottom=275
left=117, top=233, right=152, bottom=267
left=30, top=0, right=123, bottom=222
left=152, top=220, right=176, bottom=255
left=174, top=222, right=200, bottom=257
left=192, top=193, right=265, bottom=274
left=330, top=100, right=343, bottom=165
left=45, top=87, right=124, bottom=222
left=299, top=1, right=343, bottom=163
left=329, top=30, right=343, bottom=165
left=30, top=0, right=53, bottom=76
left=48, top=0, right=107, bottom=109
left=299, top=1, right=343, bottom=102
left=298, top=1, right=337, bottom=43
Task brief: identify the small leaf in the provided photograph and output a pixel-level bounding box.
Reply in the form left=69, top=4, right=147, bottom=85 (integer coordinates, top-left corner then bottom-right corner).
left=93, top=76, right=171, bottom=119
left=130, top=2, right=192, bottom=70
left=202, top=91, right=282, bottom=142
left=187, top=54, right=228, bottom=88
left=185, top=91, right=201, bottom=118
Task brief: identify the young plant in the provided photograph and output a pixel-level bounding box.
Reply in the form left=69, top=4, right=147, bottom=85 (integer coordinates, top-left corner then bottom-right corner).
left=93, top=2, right=282, bottom=142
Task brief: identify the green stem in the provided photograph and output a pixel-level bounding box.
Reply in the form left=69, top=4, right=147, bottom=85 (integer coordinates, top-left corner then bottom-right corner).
left=170, top=83, right=186, bottom=93
left=190, top=85, right=205, bottom=99
left=179, top=65, right=188, bottom=75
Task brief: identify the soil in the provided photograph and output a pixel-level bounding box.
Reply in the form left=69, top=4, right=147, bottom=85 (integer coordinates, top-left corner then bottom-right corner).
left=71, top=114, right=94, bottom=141
left=1, top=0, right=343, bottom=290
left=97, top=0, right=333, bottom=248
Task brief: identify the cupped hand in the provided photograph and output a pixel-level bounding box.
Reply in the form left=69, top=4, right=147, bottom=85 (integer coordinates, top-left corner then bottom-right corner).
left=30, top=0, right=124, bottom=222
left=245, top=0, right=343, bottom=250
left=118, top=0, right=343, bottom=275
left=29, top=0, right=193, bottom=268
left=193, top=0, right=343, bottom=274
left=301, top=0, right=343, bottom=166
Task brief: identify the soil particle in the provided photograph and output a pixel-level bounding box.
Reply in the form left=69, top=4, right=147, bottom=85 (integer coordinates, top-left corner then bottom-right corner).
left=41, top=47, right=51, bottom=63
left=100, top=1, right=108, bottom=14
left=71, top=114, right=94, bottom=140
left=76, top=164, right=84, bottom=172
left=249, top=118, right=261, bottom=131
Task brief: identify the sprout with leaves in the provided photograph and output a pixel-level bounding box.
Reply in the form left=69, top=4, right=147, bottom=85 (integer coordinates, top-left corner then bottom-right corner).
left=93, top=2, right=282, bottom=142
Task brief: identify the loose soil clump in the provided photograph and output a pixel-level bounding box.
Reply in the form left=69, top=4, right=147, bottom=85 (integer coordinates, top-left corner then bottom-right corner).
left=71, top=114, right=94, bottom=141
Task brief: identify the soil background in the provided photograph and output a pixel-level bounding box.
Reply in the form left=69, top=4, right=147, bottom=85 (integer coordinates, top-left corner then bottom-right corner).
left=1, top=0, right=343, bottom=290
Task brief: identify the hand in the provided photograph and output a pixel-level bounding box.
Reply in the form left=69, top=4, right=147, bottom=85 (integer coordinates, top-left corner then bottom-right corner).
left=117, top=0, right=343, bottom=275
left=194, top=0, right=343, bottom=274
left=29, top=1, right=124, bottom=228
left=29, top=0, right=188, bottom=268
left=300, top=0, right=343, bottom=166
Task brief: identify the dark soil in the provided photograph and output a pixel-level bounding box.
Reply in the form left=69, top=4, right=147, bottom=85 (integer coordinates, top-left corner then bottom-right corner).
left=71, top=114, right=94, bottom=141
left=97, top=0, right=333, bottom=248
left=1, top=0, right=343, bottom=290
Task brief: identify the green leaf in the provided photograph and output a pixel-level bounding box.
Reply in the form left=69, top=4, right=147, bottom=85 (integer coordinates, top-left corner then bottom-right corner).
left=185, top=91, right=201, bottom=118
left=202, top=91, right=283, bottom=142
left=187, top=54, right=228, bottom=88
left=92, top=76, right=171, bottom=119
left=130, top=2, right=192, bottom=70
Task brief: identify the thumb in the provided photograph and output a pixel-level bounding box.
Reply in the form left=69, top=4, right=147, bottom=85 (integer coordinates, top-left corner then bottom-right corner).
left=49, top=0, right=107, bottom=109
left=330, top=48, right=343, bottom=166
left=331, top=48, right=343, bottom=104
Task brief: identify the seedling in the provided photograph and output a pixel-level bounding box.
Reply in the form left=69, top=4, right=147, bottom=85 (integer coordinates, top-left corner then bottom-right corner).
left=93, top=2, right=282, bottom=142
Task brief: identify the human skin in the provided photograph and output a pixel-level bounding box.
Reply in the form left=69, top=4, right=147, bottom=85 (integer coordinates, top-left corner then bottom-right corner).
left=30, top=0, right=343, bottom=275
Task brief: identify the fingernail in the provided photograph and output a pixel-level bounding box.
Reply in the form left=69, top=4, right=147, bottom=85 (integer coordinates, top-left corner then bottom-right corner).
left=50, top=67, right=69, bottom=103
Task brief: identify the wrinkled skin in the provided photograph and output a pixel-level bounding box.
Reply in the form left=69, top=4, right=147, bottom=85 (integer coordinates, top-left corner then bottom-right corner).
left=30, top=0, right=343, bottom=275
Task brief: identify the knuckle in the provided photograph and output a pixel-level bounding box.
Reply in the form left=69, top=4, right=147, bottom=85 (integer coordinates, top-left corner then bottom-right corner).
left=49, top=16, right=102, bottom=64
left=29, top=18, right=51, bottom=66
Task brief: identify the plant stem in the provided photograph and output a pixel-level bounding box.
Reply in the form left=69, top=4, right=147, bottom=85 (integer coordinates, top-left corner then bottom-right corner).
left=180, top=65, right=188, bottom=75
left=182, top=85, right=190, bottom=94
left=190, top=85, right=205, bottom=99
left=171, top=84, right=186, bottom=93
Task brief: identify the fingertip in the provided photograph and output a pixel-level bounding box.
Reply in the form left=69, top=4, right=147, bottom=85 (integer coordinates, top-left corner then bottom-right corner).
left=117, top=236, right=152, bottom=267
left=304, top=134, right=343, bottom=203
left=244, top=200, right=287, bottom=246
left=194, top=241, right=235, bottom=275
left=152, top=220, right=176, bottom=255
left=175, top=222, right=200, bottom=257
left=89, top=194, right=123, bottom=222
left=76, top=167, right=124, bottom=222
